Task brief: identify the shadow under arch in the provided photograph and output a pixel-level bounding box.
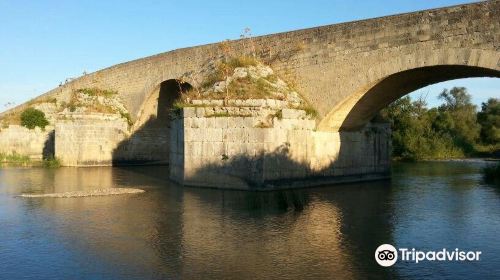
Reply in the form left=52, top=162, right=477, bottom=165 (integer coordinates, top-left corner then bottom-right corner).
left=320, top=65, right=500, bottom=132
left=113, top=79, right=192, bottom=165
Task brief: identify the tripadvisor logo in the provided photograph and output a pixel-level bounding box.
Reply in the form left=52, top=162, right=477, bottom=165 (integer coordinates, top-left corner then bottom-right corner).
left=375, top=244, right=398, bottom=267
left=375, top=244, right=482, bottom=267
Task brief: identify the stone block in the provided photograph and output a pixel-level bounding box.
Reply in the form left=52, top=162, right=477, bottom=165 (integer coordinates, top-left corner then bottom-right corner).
left=282, top=109, right=306, bottom=119
left=183, top=107, right=196, bottom=118
left=184, top=128, right=204, bottom=141
left=247, top=128, right=265, bottom=143
left=205, top=128, right=223, bottom=142
left=191, top=118, right=205, bottom=128
left=214, top=117, right=228, bottom=129
left=195, top=107, right=205, bottom=117
left=223, top=128, right=245, bottom=142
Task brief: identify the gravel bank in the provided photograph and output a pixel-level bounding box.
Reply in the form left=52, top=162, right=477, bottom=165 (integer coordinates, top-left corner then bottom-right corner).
left=19, top=188, right=145, bottom=198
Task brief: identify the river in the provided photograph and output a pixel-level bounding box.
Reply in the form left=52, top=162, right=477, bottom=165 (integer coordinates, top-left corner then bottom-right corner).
left=0, top=161, right=499, bottom=279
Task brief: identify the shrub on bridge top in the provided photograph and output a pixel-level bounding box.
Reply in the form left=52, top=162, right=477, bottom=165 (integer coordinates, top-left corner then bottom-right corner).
left=20, top=108, right=49, bottom=130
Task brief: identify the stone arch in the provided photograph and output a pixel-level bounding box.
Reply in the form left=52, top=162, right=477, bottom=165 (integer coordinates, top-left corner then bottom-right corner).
left=113, top=79, right=193, bottom=164
left=134, top=79, right=193, bottom=131
left=318, top=49, right=500, bottom=131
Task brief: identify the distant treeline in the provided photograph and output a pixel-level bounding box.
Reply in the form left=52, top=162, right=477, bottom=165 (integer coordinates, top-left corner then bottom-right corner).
left=377, top=87, right=499, bottom=161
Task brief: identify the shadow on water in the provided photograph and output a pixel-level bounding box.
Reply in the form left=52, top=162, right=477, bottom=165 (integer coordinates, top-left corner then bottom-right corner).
left=6, top=162, right=500, bottom=279
left=0, top=166, right=398, bottom=279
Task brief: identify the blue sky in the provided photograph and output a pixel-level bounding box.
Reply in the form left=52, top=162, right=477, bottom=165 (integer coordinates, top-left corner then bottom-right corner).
left=0, top=0, right=498, bottom=112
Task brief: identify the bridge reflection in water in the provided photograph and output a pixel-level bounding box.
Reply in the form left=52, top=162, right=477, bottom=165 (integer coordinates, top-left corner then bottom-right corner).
left=0, top=166, right=398, bottom=279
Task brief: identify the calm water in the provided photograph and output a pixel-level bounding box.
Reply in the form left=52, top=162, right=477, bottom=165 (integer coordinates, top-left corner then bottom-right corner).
left=0, top=161, right=499, bottom=280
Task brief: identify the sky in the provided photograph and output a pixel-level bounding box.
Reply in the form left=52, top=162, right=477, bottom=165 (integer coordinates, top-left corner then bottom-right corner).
left=0, top=0, right=498, bottom=112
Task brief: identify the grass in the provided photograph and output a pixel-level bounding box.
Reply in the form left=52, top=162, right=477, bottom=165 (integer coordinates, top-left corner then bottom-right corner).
left=0, top=152, right=31, bottom=166
left=206, top=112, right=231, bottom=118
left=0, top=152, right=62, bottom=168
left=60, top=88, right=125, bottom=115
left=43, top=156, right=61, bottom=168
left=226, top=56, right=259, bottom=69
left=76, top=88, right=118, bottom=97
left=178, top=55, right=320, bottom=119
left=205, top=112, right=252, bottom=118
left=295, top=104, right=319, bottom=118
left=119, top=111, right=133, bottom=127
left=0, top=112, right=20, bottom=126
left=200, top=56, right=260, bottom=91
left=225, top=76, right=276, bottom=100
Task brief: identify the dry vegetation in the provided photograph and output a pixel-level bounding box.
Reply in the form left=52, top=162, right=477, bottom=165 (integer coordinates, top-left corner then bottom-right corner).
left=174, top=54, right=319, bottom=118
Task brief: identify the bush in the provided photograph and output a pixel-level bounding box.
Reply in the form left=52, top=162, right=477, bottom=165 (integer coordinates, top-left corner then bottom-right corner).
left=43, top=156, right=61, bottom=168
left=20, top=108, right=49, bottom=129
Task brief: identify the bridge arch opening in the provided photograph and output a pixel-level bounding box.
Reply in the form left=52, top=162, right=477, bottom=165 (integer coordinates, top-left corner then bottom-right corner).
left=321, top=65, right=500, bottom=132
left=113, top=79, right=193, bottom=165
left=156, top=79, right=193, bottom=123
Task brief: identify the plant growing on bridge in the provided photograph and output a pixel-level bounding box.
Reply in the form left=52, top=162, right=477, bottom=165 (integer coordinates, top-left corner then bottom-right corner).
left=218, top=39, right=233, bottom=103
left=43, top=156, right=61, bottom=168
left=20, top=108, right=49, bottom=130
left=240, top=27, right=257, bottom=58
left=0, top=152, right=31, bottom=166
left=76, top=88, right=118, bottom=97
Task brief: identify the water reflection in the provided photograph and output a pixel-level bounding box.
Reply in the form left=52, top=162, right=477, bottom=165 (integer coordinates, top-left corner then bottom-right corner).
left=0, top=162, right=499, bottom=279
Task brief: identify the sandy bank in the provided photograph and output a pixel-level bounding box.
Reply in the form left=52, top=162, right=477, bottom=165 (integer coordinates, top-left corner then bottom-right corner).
left=19, top=188, right=145, bottom=198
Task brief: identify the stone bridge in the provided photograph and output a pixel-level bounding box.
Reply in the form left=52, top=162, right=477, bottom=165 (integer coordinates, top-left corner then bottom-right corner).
left=2, top=1, right=499, bottom=189
left=15, top=0, right=498, bottom=132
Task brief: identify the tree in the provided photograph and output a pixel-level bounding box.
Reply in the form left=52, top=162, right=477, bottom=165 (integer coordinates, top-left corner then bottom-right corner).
left=477, top=98, right=500, bottom=144
left=20, top=108, right=49, bottom=130
left=380, top=88, right=483, bottom=160
left=438, top=87, right=480, bottom=149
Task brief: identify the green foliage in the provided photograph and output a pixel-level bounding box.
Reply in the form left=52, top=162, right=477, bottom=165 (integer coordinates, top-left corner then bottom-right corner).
left=380, top=87, right=490, bottom=161
left=226, top=76, right=275, bottom=99
left=43, top=156, right=61, bottom=168
left=226, top=56, right=259, bottom=69
left=274, top=109, right=283, bottom=120
left=207, top=112, right=231, bottom=118
left=477, top=98, right=500, bottom=145
left=119, top=111, right=133, bottom=127
left=437, top=87, right=480, bottom=149
left=76, top=88, right=118, bottom=97
left=20, top=108, right=49, bottom=130
left=301, top=105, right=319, bottom=119
left=0, top=152, right=31, bottom=166
left=200, top=56, right=260, bottom=91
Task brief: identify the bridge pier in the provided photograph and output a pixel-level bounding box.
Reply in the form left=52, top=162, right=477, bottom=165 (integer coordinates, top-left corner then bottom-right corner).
left=169, top=106, right=391, bottom=190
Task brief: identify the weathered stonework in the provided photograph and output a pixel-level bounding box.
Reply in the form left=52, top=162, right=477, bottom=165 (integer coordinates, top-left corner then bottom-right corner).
left=2, top=1, right=498, bottom=133
left=55, top=114, right=128, bottom=166
left=0, top=125, right=54, bottom=160
left=170, top=105, right=390, bottom=190
left=0, top=2, right=496, bottom=189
